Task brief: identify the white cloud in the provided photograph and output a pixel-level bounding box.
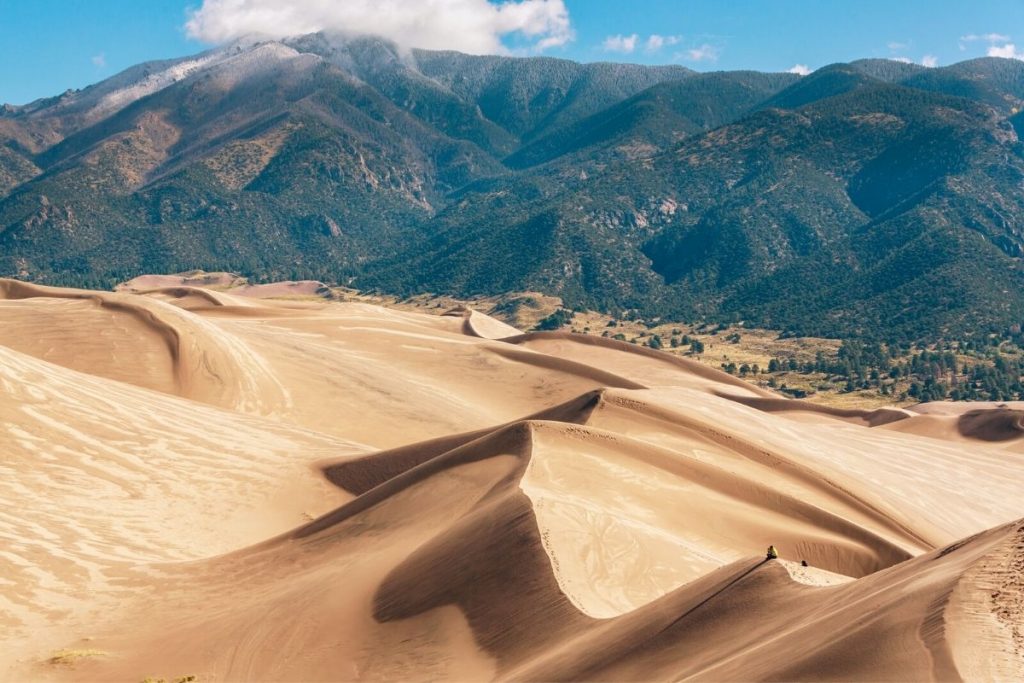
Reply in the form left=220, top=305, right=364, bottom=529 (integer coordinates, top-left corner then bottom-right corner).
left=922, top=54, right=938, bottom=67
left=989, top=43, right=1024, bottom=60
left=602, top=33, right=638, bottom=53
left=185, top=0, right=574, bottom=54
left=91, top=53, right=106, bottom=68
left=645, top=34, right=680, bottom=52
left=682, top=43, right=720, bottom=62
left=961, top=32, right=1011, bottom=43
left=960, top=32, right=1012, bottom=51
left=887, top=41, right=909, bottom=51
left=891, top=56, right=914, bottom=64
left=787, top=64, right=810, bottom=76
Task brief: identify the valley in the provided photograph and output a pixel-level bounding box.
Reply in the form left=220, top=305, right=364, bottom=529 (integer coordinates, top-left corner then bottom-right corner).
left=334, top=282, right=1024, bottom=409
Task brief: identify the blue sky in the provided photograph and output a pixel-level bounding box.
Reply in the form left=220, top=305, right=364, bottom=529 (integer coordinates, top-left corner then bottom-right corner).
left=2, top=0, right=1023, bottom=105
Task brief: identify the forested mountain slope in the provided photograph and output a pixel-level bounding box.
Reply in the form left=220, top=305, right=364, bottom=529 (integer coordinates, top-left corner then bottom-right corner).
left=2, top=33, right=1023, bottom=341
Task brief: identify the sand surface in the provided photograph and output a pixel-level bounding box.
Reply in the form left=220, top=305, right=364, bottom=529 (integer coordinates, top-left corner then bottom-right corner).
left=1, top=278, right=1022, bottom=681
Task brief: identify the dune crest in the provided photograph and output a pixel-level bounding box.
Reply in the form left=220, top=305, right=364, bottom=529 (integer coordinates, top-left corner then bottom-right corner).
left=443, top=305, right=525, bottom=339
left=1, top=280, right=1023, bottom=681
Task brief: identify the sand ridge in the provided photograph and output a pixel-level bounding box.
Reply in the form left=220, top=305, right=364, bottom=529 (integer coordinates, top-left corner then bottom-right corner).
left=1, top=278, right=1023, bottom=681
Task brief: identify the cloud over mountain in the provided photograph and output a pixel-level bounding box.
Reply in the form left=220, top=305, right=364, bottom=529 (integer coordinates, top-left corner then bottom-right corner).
left=602, top=33, right=639, bottom=53
left=988, top=43, right=1024, bottom=60
left=645, top=34, right=680, bottom=51
left=185, top=0, right=573, bottom=53
left=682, top=43, right=720, bottom=62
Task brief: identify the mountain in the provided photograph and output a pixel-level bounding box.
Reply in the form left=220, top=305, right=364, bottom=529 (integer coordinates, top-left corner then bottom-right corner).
left=505, top=70, right=799, bottom=168
left=757, top=63, right=879, bottom=110
left=1012, top=108, right=1024, bottom=137
left=0, top=34, right=696, bottom=287
left=848, top=58, right=927, bottom=82
left=2, top=33, right=1024, bottom=341
left=900, top=57, right=1024, bottom=114
left=362, top=74, right=1024, bottom=340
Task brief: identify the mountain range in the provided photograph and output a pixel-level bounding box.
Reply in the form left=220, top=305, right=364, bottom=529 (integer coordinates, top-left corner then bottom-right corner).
left=2, top=33, right=1024, bottom=341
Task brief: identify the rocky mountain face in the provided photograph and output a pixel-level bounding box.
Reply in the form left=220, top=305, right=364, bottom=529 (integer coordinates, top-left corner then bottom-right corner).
left=2, top=33, right=1023, bottom=340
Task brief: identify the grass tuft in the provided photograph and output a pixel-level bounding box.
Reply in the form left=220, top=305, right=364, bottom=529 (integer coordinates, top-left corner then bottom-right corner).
left=48, top=648, right=107, bottom=665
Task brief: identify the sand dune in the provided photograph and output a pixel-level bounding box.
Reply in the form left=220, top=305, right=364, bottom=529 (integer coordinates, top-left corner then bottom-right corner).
left=1, top=279, right=1022, bottom=682
left=117, top=272, right=246, bottom=291
left=119, top=272, right=333, bottom=300
left=0, top=280, right=290, bottom=413
left=881, top=402, right=1024, bottom=454
left=0, top=343, right=363, bottom=664
left=445, top=306, right=524, bottom=340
